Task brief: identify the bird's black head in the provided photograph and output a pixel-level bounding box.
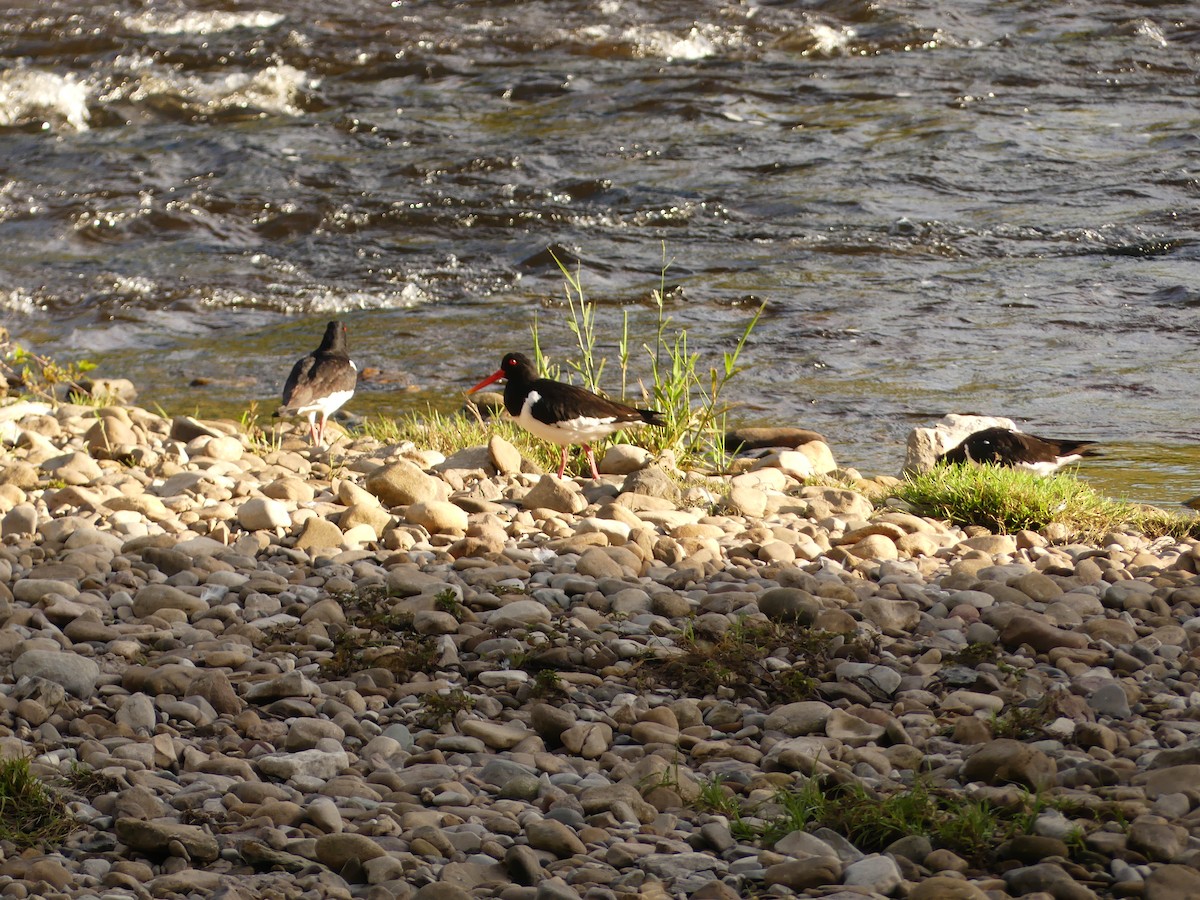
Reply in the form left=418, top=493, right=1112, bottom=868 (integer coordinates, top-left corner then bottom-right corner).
left=319, top=320, right=349, bottom=353
left=500, top=352, right=535, bottom=377
left=469, top=351, right=537, bottom=394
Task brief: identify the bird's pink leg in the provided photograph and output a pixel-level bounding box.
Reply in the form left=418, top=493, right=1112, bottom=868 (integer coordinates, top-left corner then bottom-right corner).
left=584, top=445, right=600, bottom=481
left=316, top=414, right=327, bottom=447
left=307, top=414, right=319, bottom=445
left=557, top=447, right=568, bottom=478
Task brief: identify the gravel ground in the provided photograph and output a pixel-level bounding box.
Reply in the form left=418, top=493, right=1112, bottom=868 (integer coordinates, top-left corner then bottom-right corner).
left=0, top=397, right=1197, bottom=900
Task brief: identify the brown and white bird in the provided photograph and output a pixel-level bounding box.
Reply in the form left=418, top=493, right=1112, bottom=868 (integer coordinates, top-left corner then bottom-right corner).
left=469, top=351, right=665, bottom=480
left=938, top=427, right=1100, bottom=475
left=277, top=320, right=358, bottom=446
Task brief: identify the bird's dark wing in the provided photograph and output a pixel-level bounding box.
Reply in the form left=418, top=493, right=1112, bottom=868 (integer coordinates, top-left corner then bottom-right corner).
left=281, top=354, right=319, bottom=409
left=529, top=378, right=656, bottom=426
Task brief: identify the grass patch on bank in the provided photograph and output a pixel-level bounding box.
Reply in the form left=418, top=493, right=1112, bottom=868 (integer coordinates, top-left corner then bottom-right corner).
left=357, top=407, right=561, bottom=473
left=716, top=776, right=1057, bottom=866
left=637, top=619, right=872, bottom=706
left=894, top=464, right=1199, bottom=541
left=0, top=758, right=72, bottom=848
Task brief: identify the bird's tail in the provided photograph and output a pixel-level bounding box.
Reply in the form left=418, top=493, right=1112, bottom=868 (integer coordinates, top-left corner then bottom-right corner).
left=639, top=408, right=668, bottom=427
left=1060, top=440, right=1101, bottom=458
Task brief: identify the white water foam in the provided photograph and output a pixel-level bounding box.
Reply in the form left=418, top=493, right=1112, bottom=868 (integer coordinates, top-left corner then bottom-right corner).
left=123, top=10, right=285, bottom=36
left=614, top=23, right=747, bottom=61
left=0, top=288, right=44, bottom=316
left=212, top=64, right=318, bottom=117
left=104, top=59, right=317, bottom=118
left=0, top=69, right=89, bottom=131
left=806, top=24, right=856, bottom=55
left=1133, top=20, right=1169, bottom=48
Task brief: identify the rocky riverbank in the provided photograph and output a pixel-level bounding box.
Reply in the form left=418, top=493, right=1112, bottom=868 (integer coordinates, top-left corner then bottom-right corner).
left=0, top=396, right=1197, bottom=900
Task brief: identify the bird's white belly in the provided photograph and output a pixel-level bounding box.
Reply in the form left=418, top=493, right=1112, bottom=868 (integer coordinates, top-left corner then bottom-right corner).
left=517, top=391, right=637, bottom=446
left=295, top=389, right=354, bottom=419
left=1014, top=455, right=1079, bottom=476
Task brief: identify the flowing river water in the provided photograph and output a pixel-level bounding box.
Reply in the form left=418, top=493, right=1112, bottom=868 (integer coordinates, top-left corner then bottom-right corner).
left=1, top=0, right=1198, bottom=507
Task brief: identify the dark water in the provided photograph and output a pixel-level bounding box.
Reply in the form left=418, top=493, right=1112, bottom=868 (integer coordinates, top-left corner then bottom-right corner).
left=1, top=0, right=1199, bottom=507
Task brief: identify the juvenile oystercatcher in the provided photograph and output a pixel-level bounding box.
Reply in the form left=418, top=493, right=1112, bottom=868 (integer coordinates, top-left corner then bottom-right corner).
left=469, top=351, right=666, bottom=480
left=276, top=320, right=358, bottom=446
left=938, top=427, right=1100, bottom=475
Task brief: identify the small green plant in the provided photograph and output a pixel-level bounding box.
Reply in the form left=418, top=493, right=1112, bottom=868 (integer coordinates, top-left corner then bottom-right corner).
left=639, top=618, right=863, bottom=705
left=529, top=668, right=563, bottom=698
left=896, top=464, right=1200, bottom=540
left=433, top=588, right=464, bottom=617
left=240, top=401, right=283, bottom=453
left=528, top=246, right=764, bottom=473
left=0, top=757, right=72, bottom=848
left=989, top=697, right=1054, bottom=741
left=264, top=586, right=439, bottom=679
left=947, top=642, right=1000, bottom=667
left=419, top=689, right=475, bottom=727
left=695, top=774, right=742, bottom=818
left=0, top=333, right=98, bottom=407
left=737, top=776, right=1050, bottom=865
left=62, top=763, right=122, bottom=801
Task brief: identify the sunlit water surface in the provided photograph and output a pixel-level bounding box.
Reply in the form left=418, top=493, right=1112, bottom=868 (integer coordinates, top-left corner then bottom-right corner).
left=2, top=0, right=1199, bottom=508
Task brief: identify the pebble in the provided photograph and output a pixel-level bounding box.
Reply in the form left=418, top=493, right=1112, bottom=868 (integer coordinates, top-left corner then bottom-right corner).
left=0, top=392, right=1192, bottom=900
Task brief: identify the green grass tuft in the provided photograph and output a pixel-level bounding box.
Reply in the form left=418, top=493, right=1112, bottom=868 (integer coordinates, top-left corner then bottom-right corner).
left=531, top=245, right=764, bottom=473
left=0, top=758, right=73, bottom=848
left=894, top=464, right=1199, bottom=541
left=728, top=775, right=1071, bottom=865
left=419, top=688, right=475, bottom=727
left=355, top=407, right=562, bottom=473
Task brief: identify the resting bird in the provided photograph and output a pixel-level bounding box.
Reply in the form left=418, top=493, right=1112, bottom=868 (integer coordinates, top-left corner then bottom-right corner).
left=469, top=351, right=665, bottom=480
left=277, top=320, right=358, bottom=446
left=938, top=427, right=1100, bottom=475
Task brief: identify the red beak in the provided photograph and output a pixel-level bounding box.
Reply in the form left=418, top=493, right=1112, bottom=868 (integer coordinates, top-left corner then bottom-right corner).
left=468, top=369, right=505, bottom=394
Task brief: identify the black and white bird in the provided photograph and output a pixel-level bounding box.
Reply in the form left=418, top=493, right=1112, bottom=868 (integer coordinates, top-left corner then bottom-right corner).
left=277, top=320, right=358, bottom=446
left=938, top=427, right=1100, bottom=475
left=469, top=351, right=665, bottom=480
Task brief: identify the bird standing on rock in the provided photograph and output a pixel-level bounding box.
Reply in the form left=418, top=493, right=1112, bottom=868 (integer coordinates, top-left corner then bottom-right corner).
left=469, top=351, right=666, bottom=480
left=277, top=320, right=358, bottom=446
left=938, top=427, right=1100, bottom=475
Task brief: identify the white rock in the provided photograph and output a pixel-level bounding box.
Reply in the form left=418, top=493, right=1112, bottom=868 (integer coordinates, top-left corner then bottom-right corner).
left=341, top=523, right=379, bottom=547
left=576, top=517, right=632, bottom=543
left=750, top=450, right=815, bottom=481
left=256, top=748, right=349, bottom=781
left=202, top=435, right=244, bottom=462
left=307, top=796, right=343, bottom=834
left=237, top=497, right=291, bottom=531
left=478, top=670, right=529, bottom=689
left=488, top=599, right=552, bottom=630
left=406, top=500, right=468, bottom=534
left=115, top=693, right=157, bottom=735
left=843, top=854, right=902, bottom=894
left=599, top=444, right=652, bottom=475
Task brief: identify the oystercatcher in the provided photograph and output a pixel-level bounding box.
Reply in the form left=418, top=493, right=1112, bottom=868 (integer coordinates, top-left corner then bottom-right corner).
left=469, top=351, right=666, bottom=480
left=277, top=320, right=358, bottom=446
left=938, top=427, right=1100, bottom=475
